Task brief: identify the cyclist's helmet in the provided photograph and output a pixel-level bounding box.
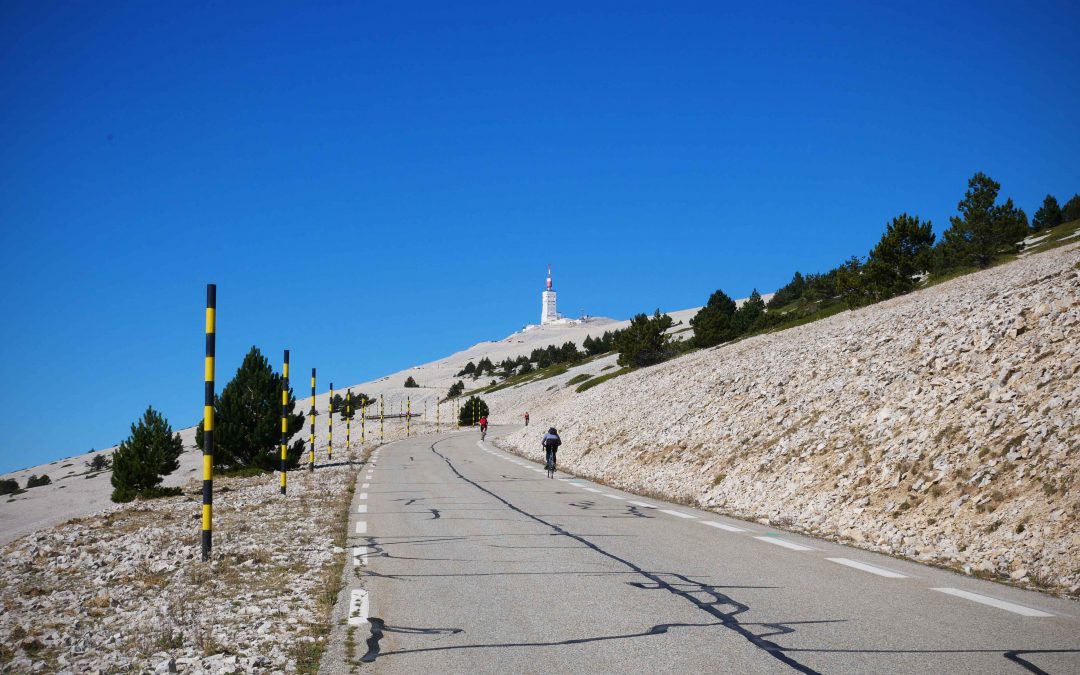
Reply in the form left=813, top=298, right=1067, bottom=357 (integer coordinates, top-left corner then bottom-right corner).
left=548, top=427, right=557, bottom=434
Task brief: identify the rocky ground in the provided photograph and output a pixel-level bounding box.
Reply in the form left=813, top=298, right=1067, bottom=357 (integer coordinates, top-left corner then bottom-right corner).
left=0, top=442, right=382, bottom=674
left=496, top=243, right=1080, bottom=598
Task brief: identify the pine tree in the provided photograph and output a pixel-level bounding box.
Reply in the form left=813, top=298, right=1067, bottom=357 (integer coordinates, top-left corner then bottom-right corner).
left=111, top=406, right=183, bottom=502
left=404, top=376, right=419, bottom=388
left=1062, top=194, right=1080, bottom=223
left=690, top=289, right=738, bottom=348
left=864, top=213, right=935, bottom=299
left=614, top=310, right=674, bottom=367
left=195, top=346, right=305, bottom=470
left=457, top=396, right=489, bottom=426
left=1031, top=195, right=1062, bottom=232
left=940, top=172, right=1025, bottom=269
left=732, top=289, right=767, bottom=332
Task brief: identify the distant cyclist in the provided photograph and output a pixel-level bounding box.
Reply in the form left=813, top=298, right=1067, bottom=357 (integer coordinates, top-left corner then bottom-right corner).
left=479, top=415, right=488, bottom=440
left=542, top=427, right=561, bottom=478
left=524, top=411, right=530, bottom=427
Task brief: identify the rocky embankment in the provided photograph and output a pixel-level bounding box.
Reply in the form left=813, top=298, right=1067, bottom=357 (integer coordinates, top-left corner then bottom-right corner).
left=0, top=462, right=361, bottom=674
left=499, top=244, right=1080, bottom=597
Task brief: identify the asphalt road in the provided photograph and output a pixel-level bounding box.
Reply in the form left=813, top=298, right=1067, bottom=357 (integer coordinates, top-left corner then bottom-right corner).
left=323, top=426, right=1080, bottom=674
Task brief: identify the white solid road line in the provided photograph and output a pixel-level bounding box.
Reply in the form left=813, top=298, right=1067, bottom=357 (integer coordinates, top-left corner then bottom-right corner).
left=932, top=588, right=1054, bottom=617
left=660, top=509, right=697, bottom=519
left=355, top=521, right=367, bottom=534
left=600, top=493, right=625, bottom=500
left=582, top=487, right=602, bottom=493
left=628, top=500, right=658, bottom=509
left=755, top=536, right=814, bottom=551
left=701, top=521, right=746, bottom=532
left=357, top=504, right=367, bottom=513
left=348, top=588, right=370, bottom=626
left=827, top=558, right=907, bottom=578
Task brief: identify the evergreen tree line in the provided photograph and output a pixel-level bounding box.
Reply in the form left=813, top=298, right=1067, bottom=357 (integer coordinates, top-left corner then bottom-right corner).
left=765, top=175, right=1078, bottom=320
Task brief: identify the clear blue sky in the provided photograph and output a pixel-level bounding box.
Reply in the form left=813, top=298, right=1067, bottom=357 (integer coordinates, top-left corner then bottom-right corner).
left=1, top=1, right=1078, bottom=472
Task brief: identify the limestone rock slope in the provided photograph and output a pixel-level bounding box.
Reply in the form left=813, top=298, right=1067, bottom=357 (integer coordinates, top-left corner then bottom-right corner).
left=499, top=244, right=1080, bottom=596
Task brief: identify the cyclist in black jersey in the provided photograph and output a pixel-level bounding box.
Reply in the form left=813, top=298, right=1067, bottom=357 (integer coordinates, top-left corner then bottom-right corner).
left=542, top=427, right=561, bottom=478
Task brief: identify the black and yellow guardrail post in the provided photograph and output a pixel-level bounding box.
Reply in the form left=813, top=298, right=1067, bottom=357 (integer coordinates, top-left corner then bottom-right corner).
left=202, top=284, right=216, bottom=562
left=280, top=349, right=289, bottom=495
left=361, top=398, right=366, bottom=444
left=309, top=368, right=316, bottom=472
left=407, top=396, right=411, bottom=437
left=379, top=394, right=384, bottom=441
left=328, top=382, right=334, bottom=462
left=346, top=389, right=352, bottom=453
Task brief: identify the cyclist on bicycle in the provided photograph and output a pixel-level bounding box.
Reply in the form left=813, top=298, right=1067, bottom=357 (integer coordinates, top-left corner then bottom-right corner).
left=542, top=427, right=561, bottom=477
left=479, top=415, right=488, bottom=435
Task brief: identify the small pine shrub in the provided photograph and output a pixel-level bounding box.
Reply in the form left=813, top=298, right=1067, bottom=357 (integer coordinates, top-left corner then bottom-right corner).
left=26, top=474, right=51, bottom=488
left=111, top=406, right=183, bottom=503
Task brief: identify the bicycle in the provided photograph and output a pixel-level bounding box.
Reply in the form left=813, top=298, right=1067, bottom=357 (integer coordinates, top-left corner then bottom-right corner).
left=480, top=425, right=487, bottom=441
left=545, top=447, right=556, bottom=478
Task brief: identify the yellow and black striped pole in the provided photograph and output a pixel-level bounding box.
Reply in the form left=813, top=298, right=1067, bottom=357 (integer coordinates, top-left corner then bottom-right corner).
left=473, top=398, right=478, bottom=427
left=437, top=401, right=440, bottom=432
left=280, top=349, right=289, bottom=495
left=328, top=382, right=334, bottom=461
left=407, top=396, right=411, bottom=437
left=379, top=394, right=384, bottom=441
left=361, top=399, right=366, bottom=444
left=202, top=284, right=216, bottom=562
left=309, top=368, right=316, bottom=472
left=346, top=389, right=352, bottom=453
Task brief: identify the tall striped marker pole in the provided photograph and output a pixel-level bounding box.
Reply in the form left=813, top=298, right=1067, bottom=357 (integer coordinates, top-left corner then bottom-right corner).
left=407, top=397, right=411, bottom=437
left=379, top=394, right=384, bottom=441
left=280, top=350, right=289, bottom=495
left=473, top=398, right=478, bottom=427
left=328, top=383, right=334, bottom=461
left=346, top=389, right=352, bottom=453
left=309, top=368, right=316, bottom=472
left=437, top=402, right=440, bottom=432
left=361, top=399, right=366, bottom=444
left=202, top=284, right=216, bottom=562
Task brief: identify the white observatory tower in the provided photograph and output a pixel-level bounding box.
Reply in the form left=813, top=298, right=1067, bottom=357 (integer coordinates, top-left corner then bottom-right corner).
left=540, top=265, right=558, bottom=325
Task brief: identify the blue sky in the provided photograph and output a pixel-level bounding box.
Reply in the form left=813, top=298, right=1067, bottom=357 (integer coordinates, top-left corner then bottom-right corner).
left=1, top=1, right=1078, bottom=472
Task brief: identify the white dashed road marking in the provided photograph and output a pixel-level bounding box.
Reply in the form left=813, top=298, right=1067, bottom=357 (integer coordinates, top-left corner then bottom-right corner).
left=931, top=588, right=1053, bottom=617
left=660, top=509, right=696, bottom=519
left=600, top=493, right=625, bottom=500
left=628, top=501, right=658, bottom=509
left=348, top=589, right=369, bottom=626
left=701, top=521, right=746, bottom=532
left=359, top=493, right=368, bottom=500
left=355, top=521, right=367, bottom=534
left=827, top=558, right=907, bottom=578
left=754, top=536, right=814, bottom=551
left=353, top=546, right=368, bottom=566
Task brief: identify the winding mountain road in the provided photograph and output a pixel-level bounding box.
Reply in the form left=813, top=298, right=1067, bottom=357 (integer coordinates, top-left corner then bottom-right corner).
left=321, top=427, right=1079, bottom=674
